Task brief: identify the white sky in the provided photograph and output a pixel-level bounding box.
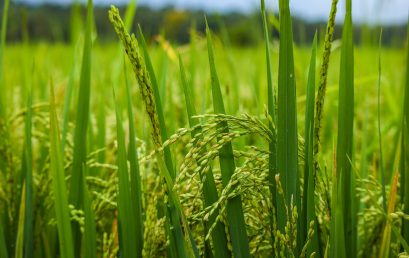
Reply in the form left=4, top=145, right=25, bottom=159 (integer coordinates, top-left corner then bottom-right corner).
left=17, top=0, right=409, bottom=25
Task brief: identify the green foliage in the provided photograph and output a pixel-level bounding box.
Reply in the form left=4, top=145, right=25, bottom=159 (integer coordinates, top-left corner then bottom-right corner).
left=335, top=0, right=357, bottom=256
left=49, top=82, right=75, bottom=258
left=68, top=0, right=93, bottom=255
left=0, top=1, right=408, bottom=257
left=276, top=3, right=299, bottom=256
left=402, top=18, right=409, bottom=245
left=206, top=19, right=251, bottom=258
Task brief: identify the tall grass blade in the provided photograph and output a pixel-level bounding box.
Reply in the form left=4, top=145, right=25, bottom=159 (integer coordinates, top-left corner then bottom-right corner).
left=179, top=54, right=230, bottom=258
left=113, top=88, right=138, bottom=258
left=0, top=0, right=10, bottom=116
left=61, top=66, right=75, bottom=153
left=68, top=0, right=93, bottom=254
left=206, top=19, right=250, bottom=258
left=377, top=30, right=387, bottom=212
left=0, top=222, right=7, bottom=258
left=15, top=184, right=25, bottom=258
left=330, top=169, right=346, bottom=258
left=303, top=33, right=320, bottom=257
left=336, top=0, right=356, bottom=256
left=81, top=165, right=96, bottom=258
left=23, top=87, right=33, bottom=258
left=277, top=0, right=299, bottom=247
left=401, top=18, right=409, bottom=244
left=261, top=1, right=278, bottom=245
left=49, top=81, right=74, bottom=258
left=124, top=63, right=144, bottom=257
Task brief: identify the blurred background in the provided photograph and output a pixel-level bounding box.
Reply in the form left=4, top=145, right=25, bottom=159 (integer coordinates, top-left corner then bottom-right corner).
left=3, top=0, right=409, bottom=46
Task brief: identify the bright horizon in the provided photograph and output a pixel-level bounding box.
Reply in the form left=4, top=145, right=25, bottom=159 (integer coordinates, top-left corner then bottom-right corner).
left=15, top=0, right=409, bottom=25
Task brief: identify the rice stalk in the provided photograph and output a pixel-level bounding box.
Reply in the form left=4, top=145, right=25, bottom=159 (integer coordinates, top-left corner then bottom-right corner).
left=136, top=23, right=199, bottom=258
left=179, top=55, right=230, bottom=257
left=313, top=0, right=338, bottom=170
left=206, top=19, right=251, bottom=257
left=109, top=7, right=198, bottom=257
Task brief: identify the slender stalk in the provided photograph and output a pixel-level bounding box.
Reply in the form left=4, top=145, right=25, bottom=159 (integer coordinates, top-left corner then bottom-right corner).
left=206, top=19, right=251, bottom=258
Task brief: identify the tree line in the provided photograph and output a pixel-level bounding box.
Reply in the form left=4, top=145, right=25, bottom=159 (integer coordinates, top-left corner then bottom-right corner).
left=3, top=3, right=407, bottom=47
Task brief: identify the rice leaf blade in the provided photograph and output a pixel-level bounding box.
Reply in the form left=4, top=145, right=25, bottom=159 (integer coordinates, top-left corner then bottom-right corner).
left=81, top=165, right=97, bottom=258
left=49, top=81, right=75, bottom=258
left=0, top=0, right=9, bottom=116
left=401, top=18, right=409, bottom=244
left=113, top=88, right=138, bottom=258
left=179, top=54, right=230, bottom=258
left=23, top=87, right=33, bottom=258
left=68, top=0, right=93, bottom=254
left=277, top=1, right=299, bottom=251
left=336, top=0, right=356, bottom=256
left=124, top=62, right=144, bottom=257
left=303, top=33, right=320, bottom=257
left=261, top=1, right=278, bottom=246
left=15, top=183, right=25, bottom=258
left=206, top=19, right=250, bottom=258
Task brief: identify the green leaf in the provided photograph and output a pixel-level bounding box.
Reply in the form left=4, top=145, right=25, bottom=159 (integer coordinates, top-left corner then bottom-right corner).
left=336, top=0, right=356, bottom=256
left=330, top=170, right=346, bottom=258
left=23, top=87, right=33, bottom=258
left=49, top=81, right=75, bottom=258
left=179, top=54, right=230, bottom=258
left=81, top=165, right=97, bottom=258
left=68, top=0, right=93, bottom=254
left=0, top=0, right=10, bottom=116
left=401, top=17, right=409, bottom=244
left=303, top=32, right=320, bottom=257
left=15, top=183, right=25, bottom=258
left=261, top=0, right=278, bottom=250
left=277, top=0, right=299, bottom=243
left=113, top=87, right=139, bottom=258
left=136, top=25, right=193, bottom=258
left=377, top=30, right=387, bottom=212
left=124, top=62, right=144, bottom=257
left=206, top=19, right=250, bottom=258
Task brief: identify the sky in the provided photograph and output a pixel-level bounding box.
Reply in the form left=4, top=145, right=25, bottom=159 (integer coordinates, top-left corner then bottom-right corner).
left=17, top=0, right=409, bottom=25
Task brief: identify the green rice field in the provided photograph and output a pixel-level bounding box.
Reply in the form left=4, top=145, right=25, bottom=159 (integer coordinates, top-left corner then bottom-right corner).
left=0, top=0, right=408, bottom=257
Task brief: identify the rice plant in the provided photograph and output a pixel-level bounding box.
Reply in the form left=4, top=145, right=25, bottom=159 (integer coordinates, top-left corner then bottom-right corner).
left=0, top=0, right=408, bottom=257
